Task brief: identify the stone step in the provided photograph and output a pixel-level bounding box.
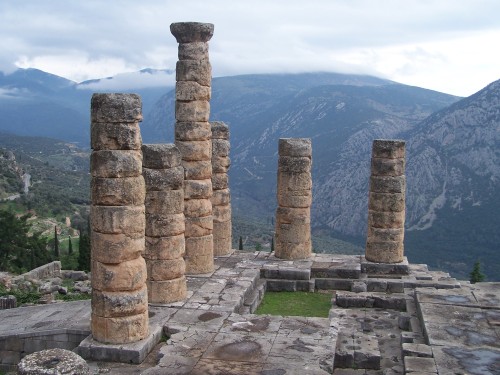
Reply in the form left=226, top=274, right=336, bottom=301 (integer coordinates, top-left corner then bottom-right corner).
left=335, top=291, right=407, bottom=311
left=240, top=279, right=267, bottom=314
left=334, top=330, right=381, bottom=370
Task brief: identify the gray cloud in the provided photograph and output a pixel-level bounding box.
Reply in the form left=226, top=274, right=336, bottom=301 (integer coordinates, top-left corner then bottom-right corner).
left=1, top=0, right=499, bottom=95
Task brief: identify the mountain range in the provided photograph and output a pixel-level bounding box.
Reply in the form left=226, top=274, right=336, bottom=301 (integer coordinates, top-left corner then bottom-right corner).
left=0, top=68, right=498, bottom=280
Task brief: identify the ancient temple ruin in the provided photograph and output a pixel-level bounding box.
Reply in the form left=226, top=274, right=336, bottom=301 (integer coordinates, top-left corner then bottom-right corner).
left=1, top=22, right=498, bottom=375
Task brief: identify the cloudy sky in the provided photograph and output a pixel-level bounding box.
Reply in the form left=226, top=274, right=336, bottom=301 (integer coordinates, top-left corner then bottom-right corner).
left=1, top=0, right=499, bottom=96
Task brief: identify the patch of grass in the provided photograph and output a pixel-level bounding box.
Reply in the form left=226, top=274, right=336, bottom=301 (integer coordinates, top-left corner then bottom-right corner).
left=255, top=291, right=332, bottom=318
left=0, top=284, right=41, bottom=305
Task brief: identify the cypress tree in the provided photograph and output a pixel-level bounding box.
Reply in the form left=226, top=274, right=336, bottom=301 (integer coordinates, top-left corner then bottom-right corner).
left=77, top=223, right=91, bottom=272
left=238, top=236, right=243, bottom=250
left=470, top=261, right=486, bottom=283
left=54, top=226, right=59, bottom=258
left=271, top=237, right=274, bottom=252
left=68, top=236, right=73, bottom=255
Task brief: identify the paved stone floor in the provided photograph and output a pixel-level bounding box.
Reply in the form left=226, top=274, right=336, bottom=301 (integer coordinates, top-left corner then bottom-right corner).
left=1, top=250, right=499, bottom=374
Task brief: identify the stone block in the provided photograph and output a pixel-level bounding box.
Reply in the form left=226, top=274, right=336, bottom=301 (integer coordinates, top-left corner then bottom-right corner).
left=351, top=281, right=367, bottom=293
left=365, top=241, right=404, bottom=263
left=275, top=222, right=311, bottom=242
left=91, top=176, right=145, bottom=206
left=143, top=167, right=184, bottom=191
left=175, top=60, right=212, bottom=86
left=279, top=138, right=312, bottom=157
left=184, top=179, right=212, bottom=199
left=145, top=190, right=184, bottom=215
left=278, top=156, right=311, bottom=173
left=296, top=279, right=315, bottom=292
left=213, top=236, right=232, bottom=256
left=277, top=193, right=312, bottom=208
left=213, top=204, right=231, bottom=222
left=144, top=234, right=185, bottom=260
left=91, top=285, right=147, bottom=317
left=371, top=157, right=405, bottom=177
left=212, top=139, right=230, bottom=157
left=91, top=311, right=149, bottom=344
left=402, top=343, right=433, bottom=358
left=91, top=150, right=142, bottom=178
left=185, top=254, right=214, bottom=274
left=147, top=277, right=187, bottom=303
left=178, top=41, right=209, bottom=60
left=367, top=227, right=405, bottom=242
left=275, top=240, right=312, bottom=260
left=176, top=139, right=212, bottom=161
left=91, top=122, right=141, bottom=151
left=212, top=174, right=229, bottom=191
left=18, top=348, right=90, bottom=374
left=92, top=231, right=144, bottom=264
left=370, top=175, right=406, bottom=194
left=368, top=192, right=405, bottom=212
left=91, top=257, right=147, bottom=292
left=361, top=256, right=409, bottom=274
left=266, top=279, right=297, bottom=292
left=315, top=278, right=352, bottom=290
left=366, top=279, right=388, bottom=292
left=367, top=210, right=405, bottom=229
left=276, top=206, right=311, bottom=224
left=185, top=235, right=214, bottom=257
left=212, top=156, right=230, bottom=173
left=211, top=121, right=229, bottom=139
left=147, top=258, right=185, bottom=281
left=184, top=198, right=212, bottom=217
left=211, top=188, right=231, bottom=206
left=171, top=22, right=214, bottom=43
left=403, top=356, right=437, bottom=373
left=142, top=144, right=181, bottom=169
left=213, top=219, right=232, bottom=238
left=372, top=139, right=405, bottom=159
left=91, top=205, right=145, bottom=235
left=185, top=215, right=213, bottom=237
left=183, top=159, right=213, bottom=179
left=176, top=81, right=211, bottom=101
left=176, top=121, right=212, bottom=141
left=277, top=172, right=312, bottom=191
left=91, top=93, right=142, bottom=123
left=145, top=213, right=185, bottom=237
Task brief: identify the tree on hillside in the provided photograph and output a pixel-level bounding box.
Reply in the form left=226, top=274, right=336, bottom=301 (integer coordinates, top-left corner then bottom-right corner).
left=77, top=222, right=91, bottom=272
left=271, top=237, right=274, bottom=252
left=470, top=261, right=486, bottom=283
left=53, top=226, right=59, bottom=258
left=0, top=210, right=50, bottom=274
left=68, top=236, right=73, bottom=255
left=238, top=236, right=243, bottom=250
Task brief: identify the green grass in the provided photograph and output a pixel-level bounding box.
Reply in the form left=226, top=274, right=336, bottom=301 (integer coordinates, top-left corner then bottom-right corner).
left=255, top=291, right=332, bottom=318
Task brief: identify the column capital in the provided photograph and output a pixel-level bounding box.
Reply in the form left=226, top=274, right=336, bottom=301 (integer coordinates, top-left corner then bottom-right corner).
left=170, top=22, right=214, bottom=43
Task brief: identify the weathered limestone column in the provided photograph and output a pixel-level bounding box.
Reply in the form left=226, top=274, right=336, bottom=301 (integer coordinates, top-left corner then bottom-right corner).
left=142, top=144, right=187, bottom=303
left=275, top=138, right=312, bottom=259
left=365, top=139, right=406, bottom=263
left=211, top=121, right=232, bottom=255
left=90, top=93, right=148, bottom=344
left=171, top=22, right=214, bottom=274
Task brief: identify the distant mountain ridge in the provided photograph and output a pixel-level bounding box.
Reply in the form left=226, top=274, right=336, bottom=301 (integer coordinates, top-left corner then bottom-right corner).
left=1, top=67, right=499, bottom=279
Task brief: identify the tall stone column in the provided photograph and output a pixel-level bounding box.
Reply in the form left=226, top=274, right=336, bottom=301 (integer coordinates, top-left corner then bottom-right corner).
left=211, top=121, right=232, bottom=256
left=171, top=22, right=214, bottom=274
left=90, top=94, right=148, bottom=344
left=275, top=138, right=312, bottom=259
left=142, top=144, right=187, bottom=303
left=365, top=139, right=406, bottom=263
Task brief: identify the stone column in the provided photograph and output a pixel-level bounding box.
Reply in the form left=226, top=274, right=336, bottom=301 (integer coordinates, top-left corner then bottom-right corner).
left=275, top=138, right=312, bottom=259
left=90, top=93, right=148, bottom=344
left=142, top=144, right=187, bottom=303
left=365, top=139, right=406, bottom=263
left=171, top=22, right=214, bottom=274
left=211, top=121, right=232, bottom=255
